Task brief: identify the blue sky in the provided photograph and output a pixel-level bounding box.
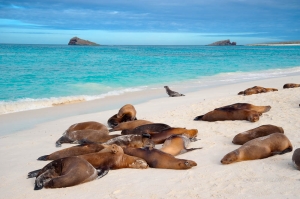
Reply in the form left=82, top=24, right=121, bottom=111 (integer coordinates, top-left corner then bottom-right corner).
left=0, top=0, right=299, bottom=45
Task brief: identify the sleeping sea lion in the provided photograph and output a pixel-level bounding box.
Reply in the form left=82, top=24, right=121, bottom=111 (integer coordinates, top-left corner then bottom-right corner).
left=283, top=83, right=300, bottom=89
left=292, top=148, right=300, bottom=170
left=150, top=128, right=198, bottom=144
left=164, top=86, right=185, bottom=97
left=221, top=133, right=293, bottom=164
left=123, top=147, right=197, bottom=169
left=38, top=134, right=154, bottom=161
left=232, top=124, right=284, bottom=145
left=28, top=156, right=106, bottom=190
left=107, top=104, right=137, bottom=128
left=55, top=129, right=120, bottom=147
left=237, top=86, right=266, bottom=95
left=121, top=123, right=171, bottom=135
left=215, top=103, right=271, bottom=114
left=109, top=120, right=153, bottom=132
left=160, top=135, right=202, bottom=156
left=194, top=108, right=260, bottom=122
left=78, top=144, right=149, bottom=170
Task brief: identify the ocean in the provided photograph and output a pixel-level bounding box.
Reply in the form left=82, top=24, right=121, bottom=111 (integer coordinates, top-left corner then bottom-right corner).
left=1, top=44, right=300, bottom=114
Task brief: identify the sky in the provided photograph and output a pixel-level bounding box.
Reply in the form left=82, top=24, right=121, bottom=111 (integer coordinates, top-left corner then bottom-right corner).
left=0, top=0, right=299, bottom=45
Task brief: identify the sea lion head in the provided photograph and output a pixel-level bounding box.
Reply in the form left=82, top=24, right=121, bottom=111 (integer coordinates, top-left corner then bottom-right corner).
left=178, top=160, right=197, bottom=169
left=184, top=129, right=198, bottom=139
left=221, top=151, right=239, bottom=164
left=107, top=114, right=121, bottom=128
left=142, top=134, right=155, bottom=148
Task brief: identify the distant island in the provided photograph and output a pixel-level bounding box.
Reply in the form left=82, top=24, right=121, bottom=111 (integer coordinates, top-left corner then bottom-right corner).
left=247, top=41, right=300, bottom=46
left=68, top=37, right=99, bottom=46
left=207, top=39, right=236, bottom=46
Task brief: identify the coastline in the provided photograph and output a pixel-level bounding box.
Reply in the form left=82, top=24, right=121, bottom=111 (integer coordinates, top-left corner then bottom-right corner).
left=0, top=74, right=299, bottom=198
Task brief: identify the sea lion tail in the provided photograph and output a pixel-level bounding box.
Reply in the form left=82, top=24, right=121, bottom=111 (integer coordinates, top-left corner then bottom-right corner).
left=37, top=155, right=49, bottom=161
left=97, top=169, right=109, bottom=179
left=194, top=115, right=204, bottom=121
left=27, top=169, right=42, bottom=178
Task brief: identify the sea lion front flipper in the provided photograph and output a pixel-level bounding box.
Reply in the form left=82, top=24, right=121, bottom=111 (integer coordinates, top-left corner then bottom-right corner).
left=194, top=115, right=204, bottom=121
left=96, top=169, right=109, bottom=179
left=37, top=155, right=49, bottom=161
left=27, top=169, right=42, bottom=178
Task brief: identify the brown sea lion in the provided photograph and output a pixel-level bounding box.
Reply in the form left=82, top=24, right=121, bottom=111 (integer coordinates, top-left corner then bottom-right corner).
left=109, top=120, right=153, bottom=132
left=292, top=148, right=300, bottom=170
left=56, top=122, right=109, bottom=147
left=215, top=103, right=271, bottom=114
left=28, top=156, right=106, bottom=190
left=150, top=128, right=198, bottom=144
left=194, top=108, right=260, bottom=122
left=123, top=147, right=197, bottom=169
left=221, top=133, right=293, bottom=164
left=78, top=144, right=149, bottom=170
left=38, top=134, right=154, bottom=161
left=283, top=83, right=300, bottom=89
left=164, top=86, right=185, bottom=97
left=121, top=123, right=171, bottom=135
left=107, top=104, right=137, bottom=128
left=160, top=135, right=202, bottom=156
left=232, top=124, right=284, bottom=145
left=238, top=86, right=266, bottom=95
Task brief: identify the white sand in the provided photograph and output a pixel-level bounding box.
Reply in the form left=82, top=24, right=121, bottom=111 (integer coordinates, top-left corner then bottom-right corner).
left=0, top=75, right=299, bottom=199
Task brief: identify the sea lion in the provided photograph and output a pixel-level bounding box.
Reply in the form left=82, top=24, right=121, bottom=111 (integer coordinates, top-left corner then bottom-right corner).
left=164, top=86, right=185, bottom=97
left=283, top=83, right=300, bottom=89
left=55, top=129, right=120, bottom=147
left=150, top=128, right=198, bottom=144
left=78, top=144, right=149, bottom=170
left=107, top=114, right=136, bottom=129
left=237, top=86, right=266, bottom=95
left=121, top=123, right=171, bottom=135
left=232, top=124, right=284, bottom=145
left=56, top=122, right=109, bottom=147
left=123, top=147, right=197, bottom=169
left=194, top=108, right=260, bottom=122
left=292, top=148, right=300, bottom=170
left=28, top=156, right=107, bottom=190
left=38, top=134, right=154, bottom=161
left=160, top=135, right=202, bottom=156
left=109, top=120, right=153, bottom=132
left=221, top=133, right=293, bottom=164
left=107, top=104, right=137, bottom=128
left=215, top=103, right=271, bottom=114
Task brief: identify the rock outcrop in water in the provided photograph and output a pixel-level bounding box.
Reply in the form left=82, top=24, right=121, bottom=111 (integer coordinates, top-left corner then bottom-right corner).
left=207, top=39, right=236, bottom=46
left=68, top=37, right=99, bottom=46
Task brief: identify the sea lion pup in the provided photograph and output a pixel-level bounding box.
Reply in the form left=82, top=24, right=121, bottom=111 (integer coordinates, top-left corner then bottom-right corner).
left=232, top=124, right=284, bottom=145
left=237, top=86, right=266, bottom=95
left=28, top=156, right=106, bottom=190
left=221, top=133, right=293, bottom=164
left=123, top=147, right=197, bottom=169
left=160, top=135, right=202, bottom=156
left=107, top=104, right=137, bottom=128
left=109, top=119, right=153, bottom=132
left=78, top=144, right=149, bottom=170
left=194, top=108, right=260, bottom=122
left=292, top=148, right=300, bottom=170
left=38, top=134, right=154, bottom=161
left=164, top=86, right=185, bottom=97
left=150, top=128, right=198, bottom=144
left=121, top=123, right=171, bottom=135
left=215, top=103, right=271, bottom=114
left=56, top=121, right=108, bottom=147
left=283, top=83, right=300, bottom=89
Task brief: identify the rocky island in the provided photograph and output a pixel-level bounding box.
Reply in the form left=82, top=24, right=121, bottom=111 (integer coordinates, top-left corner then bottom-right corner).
left=68, top=37, right=99, bottom=46
left=207, top=39, right=236, bottom=46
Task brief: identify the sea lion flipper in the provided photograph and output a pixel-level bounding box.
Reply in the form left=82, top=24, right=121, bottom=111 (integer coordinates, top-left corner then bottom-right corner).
left=28, top=169, right=42, bottom=178
left=184, top=147, right=203, bottom=154
left=194, top=115, right=204, bottom=121
left=37, top=155, right=49, bottom=161
left=96, top=169, right=109, bottom=179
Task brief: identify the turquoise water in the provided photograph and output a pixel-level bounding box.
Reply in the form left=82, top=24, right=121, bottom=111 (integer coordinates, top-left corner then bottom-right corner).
left=0, top=44, right=300, bottom=114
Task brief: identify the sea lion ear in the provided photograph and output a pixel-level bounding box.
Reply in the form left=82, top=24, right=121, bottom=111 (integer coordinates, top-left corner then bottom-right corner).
left=142, top=133, right=151, bottom=139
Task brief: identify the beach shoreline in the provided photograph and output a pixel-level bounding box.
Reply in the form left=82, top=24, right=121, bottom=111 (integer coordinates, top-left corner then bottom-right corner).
left=0, top=74, right=299, bottom=198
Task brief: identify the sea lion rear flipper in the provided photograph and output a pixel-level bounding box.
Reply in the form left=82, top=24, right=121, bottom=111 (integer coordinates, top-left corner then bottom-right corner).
left=28, top=169, right=42, bottom=178
left=96, top=169, right=109, bottom=179
left=185, top=147, right=203, bottom=153
left=37, top=155, right=49, bottom=161
left=271, top=147, right=293, bottom=156
left=194, top=115, right=204, bottom=121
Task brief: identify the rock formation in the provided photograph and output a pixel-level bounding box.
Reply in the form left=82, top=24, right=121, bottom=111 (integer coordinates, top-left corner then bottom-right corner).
left=207, top=39, right=236, bottom=46
left=68, top=37, right=99, bottom=46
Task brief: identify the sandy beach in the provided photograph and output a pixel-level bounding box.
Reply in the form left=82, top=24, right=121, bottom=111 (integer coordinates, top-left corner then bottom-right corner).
left=0, top=75, right=299, bottom=199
